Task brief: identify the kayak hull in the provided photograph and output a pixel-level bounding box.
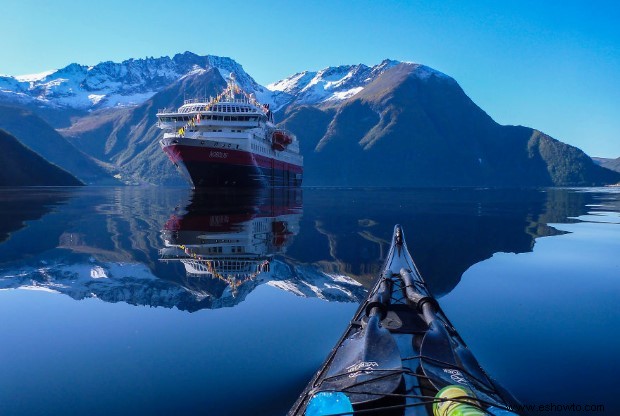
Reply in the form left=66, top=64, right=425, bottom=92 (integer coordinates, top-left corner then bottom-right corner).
left=289, top=225, right=524, bottom=415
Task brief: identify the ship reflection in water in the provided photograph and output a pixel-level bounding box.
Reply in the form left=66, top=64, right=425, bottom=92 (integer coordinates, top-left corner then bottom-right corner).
left=160, top=189, right=302, bottom=302
left=158, top=189, right=367, bottom=309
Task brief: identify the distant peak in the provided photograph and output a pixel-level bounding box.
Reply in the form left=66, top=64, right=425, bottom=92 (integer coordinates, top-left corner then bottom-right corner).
left=58, top=62, right=87, bottom=72
left=379, top=58, right=401, bottom=66
left=176, top=51, right=199, bottom=58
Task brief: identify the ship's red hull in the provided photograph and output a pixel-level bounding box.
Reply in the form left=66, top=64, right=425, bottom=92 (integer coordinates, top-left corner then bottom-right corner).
left=162, top=143, right=303, bottom=188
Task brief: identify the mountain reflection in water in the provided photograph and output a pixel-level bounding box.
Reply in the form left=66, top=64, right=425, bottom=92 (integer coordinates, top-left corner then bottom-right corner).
left=0, top=187, right=600, bottom=308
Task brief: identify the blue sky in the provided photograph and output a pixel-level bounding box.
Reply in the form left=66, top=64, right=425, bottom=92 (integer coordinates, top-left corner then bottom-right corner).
left=1, top=0, right=618, bottom=157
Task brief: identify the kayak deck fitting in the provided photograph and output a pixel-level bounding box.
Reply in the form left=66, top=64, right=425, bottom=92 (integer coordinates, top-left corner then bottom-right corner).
left=289, top=225, right=522, bottom=416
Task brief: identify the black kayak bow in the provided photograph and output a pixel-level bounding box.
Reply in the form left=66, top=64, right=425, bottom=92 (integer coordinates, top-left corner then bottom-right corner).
left=318, top=278, right=403, bottom=405
left=290, top=225, right=524, bottom=416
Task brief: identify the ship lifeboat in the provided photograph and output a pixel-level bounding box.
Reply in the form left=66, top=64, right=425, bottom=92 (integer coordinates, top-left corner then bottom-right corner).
left=271, top=130, right=293, bottom=151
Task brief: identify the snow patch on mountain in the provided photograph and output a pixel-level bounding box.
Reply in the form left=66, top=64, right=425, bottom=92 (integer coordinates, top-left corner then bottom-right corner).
left=329, top=87, right=364, bottom=101
left=266, top=59, right=402, bottom=108
left=90, top=266, right=108, bottom=279
left=268, top=261, right=367, bottom=302
left=14, top=70, right=56, bottom=82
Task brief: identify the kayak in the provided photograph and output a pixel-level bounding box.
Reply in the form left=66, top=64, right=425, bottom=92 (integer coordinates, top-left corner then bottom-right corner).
left=289, top=225, right=523, bottom=416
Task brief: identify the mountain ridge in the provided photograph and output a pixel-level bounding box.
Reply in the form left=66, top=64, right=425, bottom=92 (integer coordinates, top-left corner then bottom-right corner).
left=0, top=104, right=119, bottom=184
left=593, top=156, right=620, bottom=173
left=0, top=52, right=270, bottom=112
left=0, top=129, right=83, bottom=186
left=1, top=52, right=618, bottom=187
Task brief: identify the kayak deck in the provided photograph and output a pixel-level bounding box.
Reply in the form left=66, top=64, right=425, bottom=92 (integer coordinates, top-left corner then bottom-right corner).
left=289, top=225, right=522, bottom=415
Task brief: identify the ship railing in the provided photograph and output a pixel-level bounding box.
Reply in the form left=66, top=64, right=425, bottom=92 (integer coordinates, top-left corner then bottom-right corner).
left=183, top=97, right=252, bottom=105
left=183, top=97, right=209, bottom=105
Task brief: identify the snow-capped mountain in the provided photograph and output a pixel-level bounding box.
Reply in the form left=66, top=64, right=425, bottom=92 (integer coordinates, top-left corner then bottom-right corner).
left=0, top=53, right=445, bottom=112
left=0, top=257, right=366, bottom=312
left=0, top=52, right=270, bottom=110
left=266, top=59, right=450, bottom=110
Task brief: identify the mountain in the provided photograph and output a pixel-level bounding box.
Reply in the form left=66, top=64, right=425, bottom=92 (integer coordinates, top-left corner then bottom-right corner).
left=0, top=129, right=83, bottom=186
left=0, top=105, right=118, bottom=184
left=3, top=53, right=618, bottom=187
left=267, top=59, right=400, bottom=111
left=278, top=63, right=620, bottom=187
left=0, top=52, right=271, bottom=112
left=593, top=157, right=620, bottom=173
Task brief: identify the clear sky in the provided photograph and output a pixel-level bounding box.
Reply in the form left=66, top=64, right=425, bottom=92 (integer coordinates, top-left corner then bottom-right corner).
left=1, top=0, right=618, bottom=157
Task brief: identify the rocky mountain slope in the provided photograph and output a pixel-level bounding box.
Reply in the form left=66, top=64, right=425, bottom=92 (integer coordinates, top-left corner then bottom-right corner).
left=0, top=129, right=83, bottom=186
left=0, top=105, right=117, bottom=184
left=593, top=156, right=620, bottom=173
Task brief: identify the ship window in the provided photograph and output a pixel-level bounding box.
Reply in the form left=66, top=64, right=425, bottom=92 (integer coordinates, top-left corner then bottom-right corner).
left=231, top=116, right=237, bottom=121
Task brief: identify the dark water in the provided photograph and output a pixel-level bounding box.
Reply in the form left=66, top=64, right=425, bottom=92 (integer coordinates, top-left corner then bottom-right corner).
left=0, top=187, right=618, bottom=415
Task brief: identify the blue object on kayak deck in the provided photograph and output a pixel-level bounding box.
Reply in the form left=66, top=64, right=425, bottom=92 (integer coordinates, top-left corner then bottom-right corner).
left=306, top=392, right=353, bottom=415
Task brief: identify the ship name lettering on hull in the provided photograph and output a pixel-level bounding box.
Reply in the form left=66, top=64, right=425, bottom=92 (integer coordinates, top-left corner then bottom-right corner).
left=209, top=151, right=228, bottom=159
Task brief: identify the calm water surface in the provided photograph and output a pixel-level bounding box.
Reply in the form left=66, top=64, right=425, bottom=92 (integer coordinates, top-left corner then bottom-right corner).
left=0, top=187, right=618, bottom=415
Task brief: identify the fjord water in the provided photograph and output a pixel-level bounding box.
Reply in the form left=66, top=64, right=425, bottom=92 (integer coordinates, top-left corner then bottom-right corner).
left=0, top=187, right=618, bottom=415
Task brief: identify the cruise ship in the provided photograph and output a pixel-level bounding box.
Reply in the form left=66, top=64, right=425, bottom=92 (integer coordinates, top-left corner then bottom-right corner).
left=156, top=75, right=303, bottom=188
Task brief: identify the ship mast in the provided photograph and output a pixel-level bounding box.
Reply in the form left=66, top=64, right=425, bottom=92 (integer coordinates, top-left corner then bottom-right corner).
left=228, top=73, right=237, bottom=100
